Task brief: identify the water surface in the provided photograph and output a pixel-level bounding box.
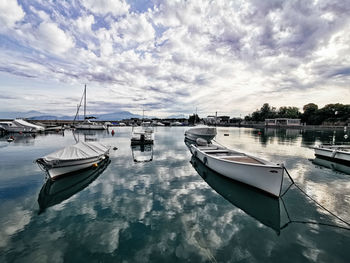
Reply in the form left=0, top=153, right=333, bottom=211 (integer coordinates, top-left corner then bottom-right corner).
left=0, top=127, right=349, bottom=262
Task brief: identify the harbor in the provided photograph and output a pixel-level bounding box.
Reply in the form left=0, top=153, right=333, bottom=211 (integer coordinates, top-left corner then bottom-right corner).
left=0, top=126, right=349, bottom=262
left=1, top=0, right=350, bottom=262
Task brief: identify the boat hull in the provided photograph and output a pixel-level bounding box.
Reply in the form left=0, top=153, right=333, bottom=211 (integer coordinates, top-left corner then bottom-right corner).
left=75, top=124, right=106, bottom=130
left=185, top=127, right=217, bottom=142
left=131, top=131, right=154, bottom=145
left=190, top=145, right=283, bottom=197
left=314, top=147, right=350, bottom=166
left=38, top=155, right=108, bottom=180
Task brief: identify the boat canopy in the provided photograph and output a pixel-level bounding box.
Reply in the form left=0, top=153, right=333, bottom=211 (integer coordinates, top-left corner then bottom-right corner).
left=43, top=142, right=109, bottom=161
left=13, top=119, right=45, bottom=131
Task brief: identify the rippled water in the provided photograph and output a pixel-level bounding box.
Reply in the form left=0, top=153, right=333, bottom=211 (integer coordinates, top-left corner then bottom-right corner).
left=0, top=127, right=349, bottom=262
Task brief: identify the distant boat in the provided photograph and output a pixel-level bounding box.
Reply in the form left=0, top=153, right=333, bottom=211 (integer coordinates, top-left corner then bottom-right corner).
left=191, top=155, right=281, bottom=234
left=131, top=122, right=154, bottom=145
left=38, top=157, right=110, bottom=213
left=189, top=139, right=284, bottom=197
left=0, top=119, right=45, bottom=133
left=312, top=144, right=350, bottom=166
left=185, top=126, right=217, bottom=142
left=73, top=85, right=106, bottom=130
left=36, top=141, right=110, bottom=179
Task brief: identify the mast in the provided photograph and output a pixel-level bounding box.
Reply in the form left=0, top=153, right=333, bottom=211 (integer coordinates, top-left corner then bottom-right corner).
left=84, top=84, right=86, bottom=120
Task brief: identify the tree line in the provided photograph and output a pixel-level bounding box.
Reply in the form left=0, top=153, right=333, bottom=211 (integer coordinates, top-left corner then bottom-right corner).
left=244, top=103, right=350, bottom=125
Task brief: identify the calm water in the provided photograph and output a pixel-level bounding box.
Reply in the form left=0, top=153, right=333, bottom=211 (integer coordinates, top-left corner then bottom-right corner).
left=0, top=127, right=349, bottom=262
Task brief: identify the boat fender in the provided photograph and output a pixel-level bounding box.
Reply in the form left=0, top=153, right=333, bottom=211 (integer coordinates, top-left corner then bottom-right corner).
left=203, top=156, right=208, bottom=165
left=194, top=151, right=197, bottom=157
left=93, top=163, right=98, bottom=167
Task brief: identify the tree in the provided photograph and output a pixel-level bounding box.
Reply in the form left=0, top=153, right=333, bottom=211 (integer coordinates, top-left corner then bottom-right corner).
left=188, top=114, right=200, bottom=125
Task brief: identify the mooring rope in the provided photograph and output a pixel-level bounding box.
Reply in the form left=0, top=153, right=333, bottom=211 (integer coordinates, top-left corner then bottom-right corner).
left=283, top=167, right=350, bottom=228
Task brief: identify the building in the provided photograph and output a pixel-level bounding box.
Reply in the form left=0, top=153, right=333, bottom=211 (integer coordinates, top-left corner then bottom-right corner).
left=265, top=118, right=301, bottom=127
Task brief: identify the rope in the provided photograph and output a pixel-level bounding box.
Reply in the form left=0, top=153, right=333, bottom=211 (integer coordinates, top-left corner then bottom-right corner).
left=283, top=167, right=350, bottom=227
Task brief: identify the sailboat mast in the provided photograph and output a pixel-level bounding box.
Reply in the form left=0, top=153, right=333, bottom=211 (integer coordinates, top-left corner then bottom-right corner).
left=84, top=84, right=86, bottom=120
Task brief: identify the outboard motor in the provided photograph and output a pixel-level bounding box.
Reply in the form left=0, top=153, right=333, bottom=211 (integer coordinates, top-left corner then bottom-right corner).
left=196, top=138, right=208, bottom=146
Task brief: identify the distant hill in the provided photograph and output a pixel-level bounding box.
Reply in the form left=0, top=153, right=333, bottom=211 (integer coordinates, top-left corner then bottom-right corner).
left=0, top=110, right=50, bottom=119
left=0, top=110, right=146, bottom=121
left=167, top=114, right=188, bottom=119
left=1, top=110, right=176, bottom=120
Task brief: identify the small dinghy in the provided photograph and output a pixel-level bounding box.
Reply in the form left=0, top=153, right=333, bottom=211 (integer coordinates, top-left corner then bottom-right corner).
left=185, top=126, right=217, bottom=142
left=190, top=139, right=284, bottom=197
left=312, top=144, right=350, bottom=166
left=36, top=141, right=110, bottom=179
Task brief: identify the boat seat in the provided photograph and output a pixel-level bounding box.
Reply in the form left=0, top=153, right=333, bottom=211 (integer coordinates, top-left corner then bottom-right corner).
left=220, top=156, right=264, bottom=164
left=198, top=146, right=220, bottom=151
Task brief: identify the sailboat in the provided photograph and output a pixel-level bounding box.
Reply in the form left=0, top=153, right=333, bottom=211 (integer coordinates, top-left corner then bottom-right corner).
left=73, top=85, right=106, bottom=130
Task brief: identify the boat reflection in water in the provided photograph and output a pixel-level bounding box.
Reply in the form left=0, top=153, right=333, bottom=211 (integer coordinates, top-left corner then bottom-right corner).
left=312, top=157, right=350, bottom=175
left=190, top=155, right=281, bottom=234
left=38, top=157, right=111, bottom=214
left=131, top=144, right=153, bottom=163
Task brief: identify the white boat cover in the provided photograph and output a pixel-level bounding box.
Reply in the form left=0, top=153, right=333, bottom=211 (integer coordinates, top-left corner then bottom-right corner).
left=13, top=119, right=45, bottom=131
left=43, top=142, right=109, bottom=161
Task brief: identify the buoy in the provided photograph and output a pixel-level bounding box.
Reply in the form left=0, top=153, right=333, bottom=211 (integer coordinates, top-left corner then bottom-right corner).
left=92, top=163, right=98, bottom=167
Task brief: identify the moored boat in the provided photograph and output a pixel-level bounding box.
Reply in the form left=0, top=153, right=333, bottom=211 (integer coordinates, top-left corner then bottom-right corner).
left=131, top=122, right=154, bottom=145
left=73, top=85, right=107, bottom=130
left=0, top=119, right=45, bottom=133
left=312, top=144, right=350, bottom=166
left=189, top=140, right=284, bottom=197
left=38, top=157, right=110, bottom=213
left=185, top=126, right=217, bottom=142
left=36, top=141, right=110, bottom=179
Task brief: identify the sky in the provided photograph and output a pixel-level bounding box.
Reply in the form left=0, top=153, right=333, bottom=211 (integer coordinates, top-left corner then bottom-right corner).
left=0, top=0, right=349, bottom=118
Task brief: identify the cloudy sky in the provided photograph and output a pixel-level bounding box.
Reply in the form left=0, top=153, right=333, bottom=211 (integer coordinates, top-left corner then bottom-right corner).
left=0, top=0, right=349, bottom=118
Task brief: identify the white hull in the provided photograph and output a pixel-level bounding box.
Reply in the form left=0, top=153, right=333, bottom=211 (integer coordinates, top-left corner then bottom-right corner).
left=190, top=144, right=284, bottom=197
left=313, top=145, right=350, bottom=165
left=46, top=156, right=107, bottom=179
left=185, top=127, right=216, bottom=142
left=75, top=124, right=106, bottom=130
left=131, top=126, right=154, bottom=144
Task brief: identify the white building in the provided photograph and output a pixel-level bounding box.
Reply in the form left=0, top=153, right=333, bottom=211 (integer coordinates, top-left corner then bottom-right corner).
left=265, top=118, right=301, bottom=127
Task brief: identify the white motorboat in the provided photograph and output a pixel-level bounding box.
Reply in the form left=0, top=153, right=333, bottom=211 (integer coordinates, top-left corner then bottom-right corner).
left=313, top=144, right=350, bottom=166
left=75, top=120, right=106, bottom=130
left=73, top=85, right=107, bottom=130
left=36, top=141, right=110, bottom=179
left=0, top=119, right=45, bottom=133
left=189, top=140, right=284, bottom=197
left=38, top=157, right=110, bottom=213
left=131, top=122, right=154, bottom=145
left=185, top=126, right=217, bottom=142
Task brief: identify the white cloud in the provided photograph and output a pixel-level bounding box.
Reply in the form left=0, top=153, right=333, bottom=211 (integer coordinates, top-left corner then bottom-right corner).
left=0, top=0, right=25, bottom=29
left=75, top=14, right=95, bottom=33
left=0, top=0, right=349, bottom=116
left=81, top=0, right=129, bottom=16
left=36, top=22, right=75, bottom=54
